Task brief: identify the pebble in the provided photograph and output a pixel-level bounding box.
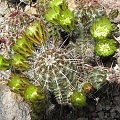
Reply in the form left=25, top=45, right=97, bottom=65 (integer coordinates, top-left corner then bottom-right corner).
left=106, top=105, right=111, bottom=110
left=96, top=103, right=102, bottom=111
left=97, top=111, right=104, bottom=119
left=88, top=104, right=96, bottom=112
left=111, top=112, right=116, bottom=118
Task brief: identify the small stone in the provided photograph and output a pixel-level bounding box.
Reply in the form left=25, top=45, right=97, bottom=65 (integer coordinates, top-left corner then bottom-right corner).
left=97, top=111, right=104, bottom=119
left=111, top=112, right=116, bottom=118
left=77, top=118, right=88, bottom=120
left=91, top=112, right=98, bottom=118
left=114, top=96, right=120, bottom=105
left=88, top=104, right=96, bottom=112
left=112, top=89, right=119, bottom=97
left=106, top=105, right=111, bottom=110
left=96, top=103, right=103, bottom=111
left=110, top=108, right=115, bottom=113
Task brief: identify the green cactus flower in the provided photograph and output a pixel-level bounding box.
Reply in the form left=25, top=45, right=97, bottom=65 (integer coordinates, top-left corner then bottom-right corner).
left=45, top=7, right=60, bottom=24
left=0, top=55, right=11, bottom=70
left=8, top=74, right=31, bottom=93
left=59, top=9, right=74, bottom=31
left=24, top=20, right=46, bottom=46
left=23, top=85, right=45, bottom=102
left=13, top=36, right=33, bottom=57
left=95, top=39, right=117, bottom=57
left=49, top=0, right=66, bottom=9
left=12, top=53, right=29, bottom=71
left=90, top=17, right=112, bottom=40
left=70, top=91, right=87, bottom=107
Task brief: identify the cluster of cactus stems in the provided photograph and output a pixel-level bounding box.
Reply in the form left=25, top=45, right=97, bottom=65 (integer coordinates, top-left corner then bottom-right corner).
left=45, top=0, right=74, bottom=32
left=0, top=0, right=120, bottom=107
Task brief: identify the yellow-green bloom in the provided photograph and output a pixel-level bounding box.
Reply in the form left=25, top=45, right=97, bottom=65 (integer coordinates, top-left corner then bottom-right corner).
left=12, top=53, right=29, bottom=71
left=70, top=91, right=87, bottom=107
left=45, top=7, right=60, bottom=24
left=90, top=17, right=112, bottom=40
left=23, top=85, right=45, bottom=102
left=8, top=74, right=31, bottom=93
left=59, top=9, right=74, bottom=31
left=0, top=55, right=11, bottom=70
left=49, top=0, right=66, bottom=9
left=13, top=36, right=33, bottom=57
left=95, top=39, right=117, bottom=57
left=24, top=20, right=46, bottom=46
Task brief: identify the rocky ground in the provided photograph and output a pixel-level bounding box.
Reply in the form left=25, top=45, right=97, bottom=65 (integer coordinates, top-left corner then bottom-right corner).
left=0, top=0, right=120, bottom=120
left=43, top=82, right=120, bottom=120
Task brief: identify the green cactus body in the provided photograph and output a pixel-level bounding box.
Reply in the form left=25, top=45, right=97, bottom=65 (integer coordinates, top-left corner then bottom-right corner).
left=90, top=17, right=112, bottom=40
left=12, top=53, right=29, bottom=71
left=33, top=48, right=78, bottom=104
left=24, top=20, right=46, bottom=46
left=70, top=39, right=95, bottom=63
left=13, top=36, right=33, bottom=57
left=95, top=39, right=117, bottom=57
left=8, top=74, right=31, bottom=93
left=0, top=55, right=11, bottom=70
left=87, top=67, right=107, bottom=90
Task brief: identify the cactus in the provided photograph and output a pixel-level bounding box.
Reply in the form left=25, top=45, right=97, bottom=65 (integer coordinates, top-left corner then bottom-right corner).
left=69, top=37, right=95, bottom=63
left=86, top=66, right=108, bottom=90
left=33, top=47, right=78, bottom=104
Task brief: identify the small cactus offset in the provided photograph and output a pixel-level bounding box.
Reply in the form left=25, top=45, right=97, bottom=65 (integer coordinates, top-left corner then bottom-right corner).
left=78, top=66, right=109, bottom=90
